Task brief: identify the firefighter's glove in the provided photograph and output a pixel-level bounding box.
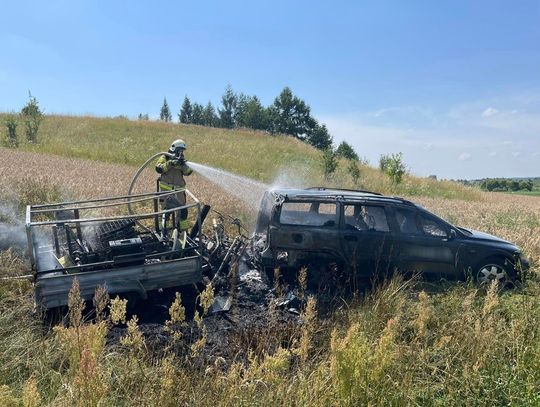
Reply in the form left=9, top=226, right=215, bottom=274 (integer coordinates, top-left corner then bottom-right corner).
left=178, top=158, right=186, bottom=166
left=170, top=159, right=182, bottom=167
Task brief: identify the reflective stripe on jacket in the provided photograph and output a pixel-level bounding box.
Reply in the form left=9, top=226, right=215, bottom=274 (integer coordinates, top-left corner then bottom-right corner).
left=158, top=181, right=185, bottom=192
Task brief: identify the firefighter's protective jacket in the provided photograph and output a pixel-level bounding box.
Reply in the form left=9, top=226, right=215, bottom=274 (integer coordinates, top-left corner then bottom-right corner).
left=155, top=155, right=193, bottom=190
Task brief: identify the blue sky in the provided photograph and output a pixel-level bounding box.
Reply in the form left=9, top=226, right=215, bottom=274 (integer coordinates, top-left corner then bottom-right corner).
left=1, top=1, right=539, bottom=179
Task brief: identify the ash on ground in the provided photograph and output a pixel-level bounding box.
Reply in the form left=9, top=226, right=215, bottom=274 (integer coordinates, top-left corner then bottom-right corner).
left=109, top=255, right=312, bottom=364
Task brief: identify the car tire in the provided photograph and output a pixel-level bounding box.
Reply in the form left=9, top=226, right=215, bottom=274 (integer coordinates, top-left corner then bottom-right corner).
left=475, top=257, right=515, bottom=288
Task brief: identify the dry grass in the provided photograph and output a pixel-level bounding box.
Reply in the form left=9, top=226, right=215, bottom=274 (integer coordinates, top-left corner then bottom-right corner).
left=0, top=147, right=257, bottom=227
left=1, top=146, right=536, bottom=262
left=1, top=114, right=480, bottom=200
left=2, top=118, right=540, bottom=405
left=416, top=194, right=540, bottom=264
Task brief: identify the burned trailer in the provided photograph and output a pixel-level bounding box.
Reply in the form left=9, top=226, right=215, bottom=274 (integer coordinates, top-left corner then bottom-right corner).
left=26, top=189, right=210, bottom=310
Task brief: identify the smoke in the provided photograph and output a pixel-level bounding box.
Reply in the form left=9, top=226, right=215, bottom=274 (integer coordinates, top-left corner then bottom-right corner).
left=0, top=203, right=56, bottom=272
left=269, top=166, right=311, bottom=190
left=0, top=203, right=27, bottom=251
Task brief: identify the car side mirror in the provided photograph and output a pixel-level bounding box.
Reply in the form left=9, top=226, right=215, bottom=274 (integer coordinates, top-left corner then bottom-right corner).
left=449, top=229, right=457, bottom=240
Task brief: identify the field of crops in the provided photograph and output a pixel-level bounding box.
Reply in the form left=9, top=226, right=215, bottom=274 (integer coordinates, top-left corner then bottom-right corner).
left=0, top=114, right=480, bottom=201
left=1, top=122, right=540, bottom=405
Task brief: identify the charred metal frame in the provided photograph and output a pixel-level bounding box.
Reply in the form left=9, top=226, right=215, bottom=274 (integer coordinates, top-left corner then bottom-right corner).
left=25, top=188, right=203, bottom=273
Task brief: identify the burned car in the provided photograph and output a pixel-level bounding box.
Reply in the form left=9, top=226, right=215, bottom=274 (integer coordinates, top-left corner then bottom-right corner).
left=255, top=187, right=529, bottom=286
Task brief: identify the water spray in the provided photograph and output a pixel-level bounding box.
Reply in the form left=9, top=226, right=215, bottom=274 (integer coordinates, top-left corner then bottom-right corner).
left=188, top=162, right=268, bottom=209
left=128, top=153, right=270, bottom=214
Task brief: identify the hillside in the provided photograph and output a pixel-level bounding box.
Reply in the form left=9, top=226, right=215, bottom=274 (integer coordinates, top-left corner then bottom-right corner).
left=2, top=114, right=480, bottom=200
left=8, top=115, right=540, bottom=406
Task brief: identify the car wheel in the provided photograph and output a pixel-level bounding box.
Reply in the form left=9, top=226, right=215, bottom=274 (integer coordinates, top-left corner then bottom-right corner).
left=476, top=259, right=514, bottom=288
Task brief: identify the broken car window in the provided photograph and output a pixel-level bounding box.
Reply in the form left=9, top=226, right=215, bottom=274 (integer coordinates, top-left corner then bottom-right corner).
left=279, top=202, right=337, bottom=227
left=395, top=208, right=421, bottom=234
left=419, top=214, right=447, bottom=238
left=344, top=204, right=389, bottom=232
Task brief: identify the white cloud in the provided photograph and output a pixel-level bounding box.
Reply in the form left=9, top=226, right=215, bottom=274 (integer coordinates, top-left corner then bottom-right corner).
left=319, top=92, right=540, bottom=178
left=482, top=107, right=499, bottom=117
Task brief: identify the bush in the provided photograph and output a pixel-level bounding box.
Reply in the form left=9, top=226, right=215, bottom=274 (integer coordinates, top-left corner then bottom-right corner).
left=379, top=154, right=390, bottom=172
left=322, top=149, right=338, bottom=180
left=380, top=152, right=406, bottom=185
left=4, top=114, right=18, bottom=147
left=20, top=93, right=43, bottom=143
left=347, top=160, right=361, bottom=185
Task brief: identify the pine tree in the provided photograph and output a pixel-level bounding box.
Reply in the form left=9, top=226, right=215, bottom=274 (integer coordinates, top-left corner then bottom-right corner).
left=179, top=96, right=193, bottom=124
left=160, top=98, right=172, bottom=122
left=307, top=123, right=333, bottom=150
left=218, top=84, right=237, bottom=128
left=191, top=103, right=204, bottom=125
left=234, top=93, right=249, bottom=127
left=335, top=141, right=359, bottom=160
left=235, top=94, right=268, bottom=130
left=272, top=87, right=315, bottom=139
left=203, top=101, right=217, bottom=127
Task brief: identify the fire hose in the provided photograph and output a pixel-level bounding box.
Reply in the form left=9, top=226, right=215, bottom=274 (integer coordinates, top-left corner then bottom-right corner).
left=127, top=151, right=176, bottom=217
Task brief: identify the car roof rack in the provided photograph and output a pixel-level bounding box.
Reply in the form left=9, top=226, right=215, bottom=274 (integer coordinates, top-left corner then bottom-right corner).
left=307, top=187, right=382, bottom=196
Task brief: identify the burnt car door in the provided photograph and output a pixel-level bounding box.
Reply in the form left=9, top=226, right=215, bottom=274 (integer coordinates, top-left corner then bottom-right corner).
left=390, top=206, right=460, bottom=277
left=269, top=200, right=343, bottom=267
left=340, top=202, right=394, bottom=277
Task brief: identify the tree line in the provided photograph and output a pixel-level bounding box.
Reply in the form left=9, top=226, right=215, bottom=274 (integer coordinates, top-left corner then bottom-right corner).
left=479, top=178, right=534, bottom=192
left=151, top=85, right=360, bottom=159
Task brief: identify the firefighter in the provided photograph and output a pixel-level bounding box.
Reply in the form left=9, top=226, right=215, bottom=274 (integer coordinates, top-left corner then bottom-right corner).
left=155, top=139, right=193, bottom=232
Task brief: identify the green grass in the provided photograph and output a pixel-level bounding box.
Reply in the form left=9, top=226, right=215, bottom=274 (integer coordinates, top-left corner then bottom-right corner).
left=507, top=189, right=540, bottom=196
left=1, top=114, right=480, bottom=200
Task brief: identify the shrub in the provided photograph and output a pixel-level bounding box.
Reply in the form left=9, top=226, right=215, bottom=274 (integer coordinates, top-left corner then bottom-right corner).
left=379, top=154, right=391, bottom=172
left=380, top=152, right=406, bottom=185
left=322, top=149, right=338, bottom=180
left=4, top=114, right=18, bottom=147
left=347, top=160, right=361, bottom=185
left=20, top=93, right=43, bottom=143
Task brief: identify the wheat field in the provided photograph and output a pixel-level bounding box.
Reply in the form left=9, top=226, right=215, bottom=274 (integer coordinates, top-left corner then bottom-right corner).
left=1, top=136, right=540, bottom=405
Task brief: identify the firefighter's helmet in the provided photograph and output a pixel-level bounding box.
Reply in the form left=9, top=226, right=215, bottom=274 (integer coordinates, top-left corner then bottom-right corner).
left=169, top=139, right=187, bottom=154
